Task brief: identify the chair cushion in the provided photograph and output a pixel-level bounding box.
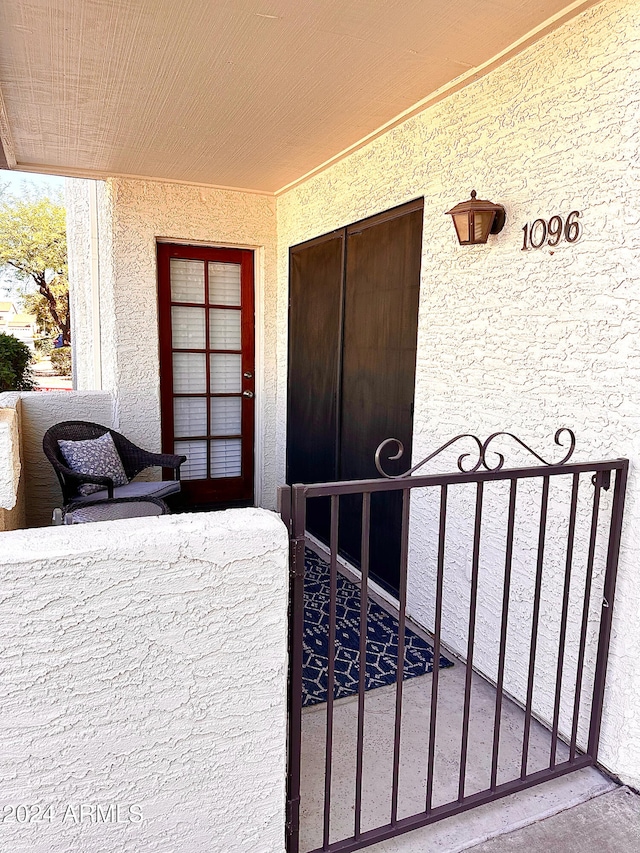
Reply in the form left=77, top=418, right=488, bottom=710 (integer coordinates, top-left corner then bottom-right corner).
left=64, top=497, right=168, bottom=524
left=58, top=432, right=128, bottom=496
left=70, top=479, right=181, bottom=504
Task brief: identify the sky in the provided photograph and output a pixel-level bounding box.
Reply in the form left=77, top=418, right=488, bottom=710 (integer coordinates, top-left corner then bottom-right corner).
left=1, top=168, right=66, bottom=199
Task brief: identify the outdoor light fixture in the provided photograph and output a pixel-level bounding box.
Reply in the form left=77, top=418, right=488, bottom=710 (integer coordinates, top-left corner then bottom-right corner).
left=446, top=190, right=506, bottom=245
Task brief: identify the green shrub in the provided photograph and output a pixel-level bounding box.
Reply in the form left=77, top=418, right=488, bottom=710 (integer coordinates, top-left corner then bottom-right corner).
left=0, top=332, right=35, bottom=391
left=50, top=346, right=72, bottom=377
left=35, top=337, right=53, bottom=356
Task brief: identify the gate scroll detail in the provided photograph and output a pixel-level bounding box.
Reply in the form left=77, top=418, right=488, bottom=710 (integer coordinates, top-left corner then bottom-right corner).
left=374, top=427, right=577, bottom=477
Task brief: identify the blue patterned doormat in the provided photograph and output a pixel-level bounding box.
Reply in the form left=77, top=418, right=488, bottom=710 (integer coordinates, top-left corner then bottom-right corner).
left=303, top=550, right=454, bottom=707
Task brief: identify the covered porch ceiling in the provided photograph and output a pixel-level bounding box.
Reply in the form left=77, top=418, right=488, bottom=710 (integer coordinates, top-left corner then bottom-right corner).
left=0, top=0, right=600, bottom=194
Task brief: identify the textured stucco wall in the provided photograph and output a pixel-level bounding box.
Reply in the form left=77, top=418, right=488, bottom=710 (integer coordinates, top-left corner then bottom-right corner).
left=68, top=179, right=278, bottom=506
left=0, top=508, right=289, bottom=853
left=19, top=392, right=116, bottom=527
left=276, top=0, right=640, bottom=787
left=66, top=179, right=97, bottom=389
left=0, top=393, right=25, bottom=530
left=66, top=179, right=92, bottom=389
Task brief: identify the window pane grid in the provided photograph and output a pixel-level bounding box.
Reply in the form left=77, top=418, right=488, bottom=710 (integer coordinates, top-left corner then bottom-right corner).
left=208, top=262, right=241, bottom=306
left=173, top=398, right=208, bottom=438
left=167, top=252, right=249, bottom=488
left=210, top=397, right=242, bottom=436
left=210, top=439, right=242, bottom=479
left=210, top=353, right=242, bottom=393
left=172, top=352, right=206, bottom=393
left=174, top=440, right=207, bottom=480
left=171, top=306, right=205, bottom=349
left=210, top=309, right=241, bottom=350
left=170, top=259, right=205, bottom=304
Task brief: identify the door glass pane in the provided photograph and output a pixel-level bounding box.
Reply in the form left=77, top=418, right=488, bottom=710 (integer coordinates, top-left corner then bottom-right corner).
left=172, top=306, right=205, bottom=349
left=208, top=262, right=241, bottom=306
left=170, top=258, right=205, bottom=303
left=210, top=397, right=241, bottom=436
left=174, top=440, right=207, bottom=480
left=210, top=308, right=241, bottom=350
left=174, top=398, right=207, bottom=438
left=172, top=352, right=206, bottom=393
left=210, top=353, right=242, bottom=393
left=210, top=439, right=241, bottom=478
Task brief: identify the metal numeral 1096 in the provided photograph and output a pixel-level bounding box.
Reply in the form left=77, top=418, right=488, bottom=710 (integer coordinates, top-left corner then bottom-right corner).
left=522, top=211, right=581, bottom=250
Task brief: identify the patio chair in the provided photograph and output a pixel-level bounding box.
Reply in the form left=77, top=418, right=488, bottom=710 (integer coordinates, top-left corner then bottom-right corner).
left=43, top=420, right=186, bottom=507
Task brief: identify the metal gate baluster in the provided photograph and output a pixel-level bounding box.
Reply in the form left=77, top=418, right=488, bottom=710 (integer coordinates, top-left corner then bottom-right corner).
left=458, top=481, right=484, bottom=801
left=550, top=473, right=580, bottom=768
left=426, top=485, right=447, bottom=814
left=390, top=489, right=411, bottom=825
left=570, top=471, right=602, bottom=762
left=490, top=479, right=517, bottom=790
left=323, top=495, right=340, bottom=849
left=354, top=493, right=371, bottom=839
left=521, top=475, right=550, bottom=779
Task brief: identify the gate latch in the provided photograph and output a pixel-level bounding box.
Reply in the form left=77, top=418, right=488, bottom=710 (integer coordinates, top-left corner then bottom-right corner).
left=592, top=471, right=612, bottom=490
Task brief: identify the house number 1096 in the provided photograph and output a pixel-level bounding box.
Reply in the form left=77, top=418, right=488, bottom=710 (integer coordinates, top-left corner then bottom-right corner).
left=521, top=211, right=581, bottom=250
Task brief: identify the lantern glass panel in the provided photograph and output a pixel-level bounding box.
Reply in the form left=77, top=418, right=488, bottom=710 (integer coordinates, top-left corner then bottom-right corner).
left=452, top=212, right=470, bottom=244
left=474, top=211, right=495, bottom=243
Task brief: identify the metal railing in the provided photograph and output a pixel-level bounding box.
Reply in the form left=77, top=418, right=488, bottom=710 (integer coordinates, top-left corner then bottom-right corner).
left=280, top=431, right=628, bottom=853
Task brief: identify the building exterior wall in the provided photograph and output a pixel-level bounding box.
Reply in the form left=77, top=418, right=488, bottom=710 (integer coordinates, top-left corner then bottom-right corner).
left=66, top=180, right=98, bottom=388
left=68, top=179, right=279, bottom=506
left=64, top=0, right=640, bottom=788
left=276, top=0, right=640, bottom=787
left=0, top=507, right=289, bottom=853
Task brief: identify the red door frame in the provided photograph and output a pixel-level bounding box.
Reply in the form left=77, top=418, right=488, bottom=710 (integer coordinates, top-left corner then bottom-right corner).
left=157, top=242, right=255, bottom=506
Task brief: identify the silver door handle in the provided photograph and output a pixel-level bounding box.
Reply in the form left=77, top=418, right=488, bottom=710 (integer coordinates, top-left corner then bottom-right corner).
left=242, top=390, right=254, bottom=398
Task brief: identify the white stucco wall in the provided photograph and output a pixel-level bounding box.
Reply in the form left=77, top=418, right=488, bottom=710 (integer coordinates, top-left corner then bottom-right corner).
left=0, top=392, right=25, bottom=530
left=19, top=391, right=116, bottom=527
left=276, top=0, right=640, bottom=787
left=0, top=508, right=289, bottom=853
left=66, top=180, right=101, bottom=390
left=0, top=392, right=21, bottom=510
left=68, top=178, right=278, bottom=506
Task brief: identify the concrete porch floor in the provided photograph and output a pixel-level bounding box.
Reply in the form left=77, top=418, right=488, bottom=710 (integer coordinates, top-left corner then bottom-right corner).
left=299, top=642, right=618, bottom=853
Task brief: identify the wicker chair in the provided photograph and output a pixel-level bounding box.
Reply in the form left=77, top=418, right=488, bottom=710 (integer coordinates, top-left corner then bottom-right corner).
left=43, top=420, right=186, bottom=507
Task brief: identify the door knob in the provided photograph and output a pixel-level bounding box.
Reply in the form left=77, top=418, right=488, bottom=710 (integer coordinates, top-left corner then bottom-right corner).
left=243, top=371, right=253, bottom=379
left=242, top=390, right=254, bottom=398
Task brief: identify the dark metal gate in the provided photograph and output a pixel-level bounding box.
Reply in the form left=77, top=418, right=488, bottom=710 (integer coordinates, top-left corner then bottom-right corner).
left=279, top=430, right=628, bottom=853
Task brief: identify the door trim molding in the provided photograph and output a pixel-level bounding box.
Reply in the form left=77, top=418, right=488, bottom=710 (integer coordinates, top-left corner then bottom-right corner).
left=156, top=241, right=257, bottom=505
left=155, top=238, right=264, bottom=508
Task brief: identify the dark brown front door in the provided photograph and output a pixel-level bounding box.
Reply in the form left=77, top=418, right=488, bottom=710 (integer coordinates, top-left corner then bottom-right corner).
left=287, top=199, right=423, bottom=595
left=158, top=243, right=255, bottom=506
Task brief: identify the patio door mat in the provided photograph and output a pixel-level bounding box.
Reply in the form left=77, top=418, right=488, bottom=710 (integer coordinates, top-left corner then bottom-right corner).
left=303, top=550, right=454, bottom=707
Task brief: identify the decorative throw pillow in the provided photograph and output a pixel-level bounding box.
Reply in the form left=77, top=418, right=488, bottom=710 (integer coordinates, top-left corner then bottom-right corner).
left=58, top=432, right=128, bottom=496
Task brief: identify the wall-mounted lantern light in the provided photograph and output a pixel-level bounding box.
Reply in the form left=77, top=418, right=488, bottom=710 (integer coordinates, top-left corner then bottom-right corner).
left=446, top=190, right=506, bottom=245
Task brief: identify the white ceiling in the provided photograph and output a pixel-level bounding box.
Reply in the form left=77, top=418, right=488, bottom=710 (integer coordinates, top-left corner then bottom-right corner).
left=0, top=0, right=599, bottom=193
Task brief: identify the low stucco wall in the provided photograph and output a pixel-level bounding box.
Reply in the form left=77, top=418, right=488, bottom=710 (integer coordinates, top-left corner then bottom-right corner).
left=0, top=392, right=25, bottom=531
left=18, top=391, right=116, bottom=527
left=0, top=508, right=289, bottom=853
